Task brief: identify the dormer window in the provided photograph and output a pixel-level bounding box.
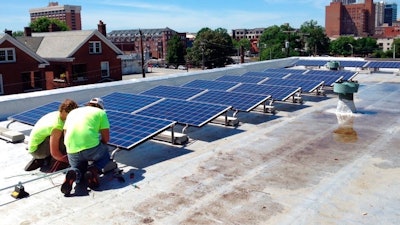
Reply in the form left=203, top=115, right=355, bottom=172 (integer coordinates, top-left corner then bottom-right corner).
left=0, top=48, right=16, bottom=63
left=89, top=41, right=102, bottom=54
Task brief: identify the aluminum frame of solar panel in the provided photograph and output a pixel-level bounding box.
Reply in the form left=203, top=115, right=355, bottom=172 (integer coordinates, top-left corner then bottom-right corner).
left=107, top=110, right=175, bottom=149
left=190, top=90, right=271, bottom=112
left=231, top=83, right=301, bottom=102
left=101, top=92, right=163, bottom=113
left=261, top=78, right=324, bottom=93
left=286, top=73, right=342, bottom=86
left=182, top=79, right=239, bottom=91
left=8, top=101, right=61, bottom=125
left=135, top=98, right=231, bottom=127
left=215, top=75, right=266, bottom=84
left=140, top=85, right=206, bottom=100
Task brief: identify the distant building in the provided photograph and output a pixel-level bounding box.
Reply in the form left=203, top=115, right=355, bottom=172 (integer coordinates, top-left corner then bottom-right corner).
left=332, top=0, right=356, bottom=5
left=384, top=3, right=398, bottom=26
left=325, top=0, right=375, bottom=37
left=376, top=1, right=386, bottom=27
left=107, top=28, right=187, bottom=60
left=29, top=2, right=82, bottom=30
left=232, top=28, right=265, bottom=54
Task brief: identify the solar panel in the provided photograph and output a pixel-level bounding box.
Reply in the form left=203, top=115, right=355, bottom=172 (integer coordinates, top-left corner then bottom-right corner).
left=107, top=110, right=175, bottom=149
left=182, top=79, right=239, bottom=91
left=294, top=60, right=328, bottom=67
left=216, top=75, right=266, bottom=84
left=190, top=90, right=271, bottom=112
left=365, top=61, right=400, bottom=68
left=8, top=101, right=61, bottom=125
left=263, top=68, right=306, bottom=74
left=102, top=92, right=162, bottom=113
left=135, top=98, right=231, bottom=127
left=286, top=73, right=342, bottom=86
left=231, top=83, right=301, bottom=101
left=261, top=78, right=324, bottom=93
left=242, top=71, right=291, bottom=79
left=338, top=61, right=367, bottom=68
left=140, top=85, right=206, bottom=100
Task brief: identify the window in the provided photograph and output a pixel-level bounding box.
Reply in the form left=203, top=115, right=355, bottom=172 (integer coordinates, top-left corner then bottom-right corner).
left=0, top=48, right=16, bottom=63
left=101, top=61, right=110, bottom=77
left=89, top=41, right=102, bottom=54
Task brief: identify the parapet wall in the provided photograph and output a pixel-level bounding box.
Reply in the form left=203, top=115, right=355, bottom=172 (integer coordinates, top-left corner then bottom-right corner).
left=0, top=58, right=296, bottom=120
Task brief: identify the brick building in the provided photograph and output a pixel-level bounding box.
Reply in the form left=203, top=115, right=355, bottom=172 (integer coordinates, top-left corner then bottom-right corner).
left=29, top=2, right=82, bottom=30
left=325, top=0, right=375, bottom=37
left=107, top=28, right=187, bottom=60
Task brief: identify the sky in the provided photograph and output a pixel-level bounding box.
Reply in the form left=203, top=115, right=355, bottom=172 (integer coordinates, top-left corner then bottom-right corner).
left=0, top=0, right=382, bottom=34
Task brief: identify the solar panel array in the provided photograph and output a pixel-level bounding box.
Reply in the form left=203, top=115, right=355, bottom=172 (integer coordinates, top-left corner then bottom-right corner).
left=190, top=90, right=271, bottom=112
left=231, top=83, right=300, bottom=102
left=216, top=75, right=267, bottom=84
left=182, top=79, right=238, bottom=91
left=140, top=85, right=205, bottom=100
left=366, top=61, right=400, bottom=68
left=135, top=98, right=231, bottom=127
left=242, top=71, right=291, bottom=79
left=286, top=73, right=342, bottom=86
left=264, top=68, right=306, bottom=74
left=102, top=92, right=162, bottom=113
left=260, top=78, right=324, bottom=93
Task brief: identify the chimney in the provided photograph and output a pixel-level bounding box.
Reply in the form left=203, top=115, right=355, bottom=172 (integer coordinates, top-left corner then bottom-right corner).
left=24, top=27, right=32, bottom=37
left=98, top=20, right=107, bottom=37
left=4, top=29, right=12, bottom=36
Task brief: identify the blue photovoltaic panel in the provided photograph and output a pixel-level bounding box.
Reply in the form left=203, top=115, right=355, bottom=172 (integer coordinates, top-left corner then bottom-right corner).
left=261, top=78, right=324, bottom=93
left=263, top=68, right=307, bottom=74
left=231, top=83, right=300, bottom=102
left=286, top=73, right=342, bottom=86
left=191, top=90, right=271, bottom=112
left=242, top=71, right=290, bottom=79
left=102, top=92, right=162, bottom=113
left=366, top=61, right=400, bottom=68
left=182, top=79, right=239, bottom=91
left=338, top=61, right=367, bottom=68
left=135, top=98, right=231, bottom=127
left=140, top=85, right=205, bottom=100
left=107, top=110, right=175, bottom=149
left=215, top=75, right=266, bottom=84
left=306, top=70, right=356, bottom=79
left=8, top=101, right=61, bottom=125
left=294, top=60, right=328, bottom=67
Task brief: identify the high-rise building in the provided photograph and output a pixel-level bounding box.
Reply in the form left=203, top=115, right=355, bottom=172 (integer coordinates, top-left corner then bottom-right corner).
left=376, top=1, right=386, bottom=27
left=29, top=2, right=82, bottom=30
left=326, top=0, right=375, bottom=37
left=384, top=3, right=398, bottom=26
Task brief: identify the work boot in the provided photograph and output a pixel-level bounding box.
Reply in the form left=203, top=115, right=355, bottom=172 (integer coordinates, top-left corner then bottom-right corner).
left=24, top=158, right=45, bottom=171
left=84, top=166, right=100, bottom=190
left=61, top=170, right=77, bottom=195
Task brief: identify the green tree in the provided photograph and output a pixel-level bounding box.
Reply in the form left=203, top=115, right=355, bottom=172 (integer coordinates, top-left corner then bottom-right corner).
left=12, top=31, right=24, bottom=37
left=166, top=34, right=186, bottom=66
left=299, top=20, right=330, bottom=56
left=329, top=36, right=355, bottom=56
left=187, top=27, right=235, bottom=68
left=30, top=17, right=69, bottom=32
left=355, top=37, right=379, bottom=57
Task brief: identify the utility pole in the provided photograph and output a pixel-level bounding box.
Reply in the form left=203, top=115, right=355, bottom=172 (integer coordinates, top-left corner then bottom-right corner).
left=393, top=43, right=396, bottom=59
left=282, top=27, right=297, bottom=57
left=139, top=29, right=145, bottom=78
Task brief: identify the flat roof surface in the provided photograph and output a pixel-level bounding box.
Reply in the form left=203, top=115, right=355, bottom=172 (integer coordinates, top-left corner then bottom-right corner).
left=0, top=71, right=399, bottom=225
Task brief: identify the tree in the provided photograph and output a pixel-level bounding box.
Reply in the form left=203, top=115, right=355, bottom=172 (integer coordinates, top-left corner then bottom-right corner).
left=187, top=27, right=236, bottom=68
left=30, top=17, right=69, bottom=32
left=166, top=34, right=186, bottom=66
left=329, top=36, right=355, bottom=56
left=299, top=20, right=330, bottom=56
